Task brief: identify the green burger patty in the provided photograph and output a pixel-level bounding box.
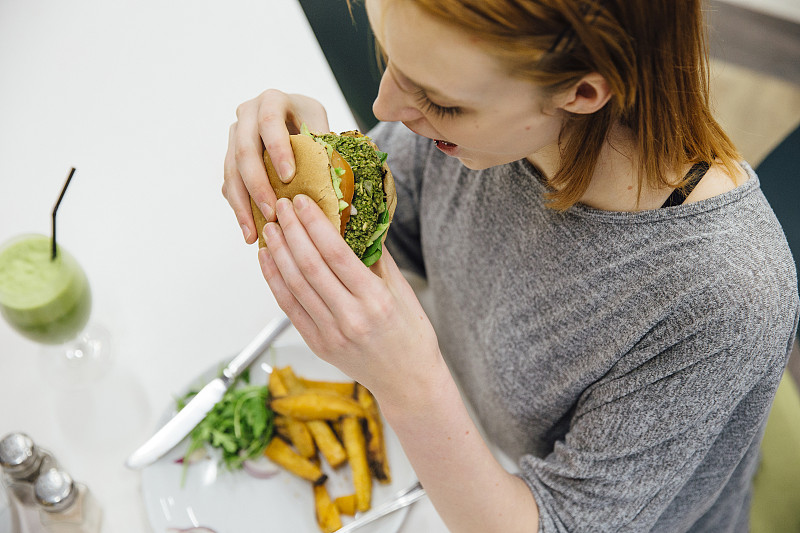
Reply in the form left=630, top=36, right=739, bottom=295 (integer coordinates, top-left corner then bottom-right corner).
left=316, top=133, right=387, bottom=258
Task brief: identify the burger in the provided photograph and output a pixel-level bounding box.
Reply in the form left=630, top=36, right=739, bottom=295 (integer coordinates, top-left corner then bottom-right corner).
left=250, top=128, right=396, bottom=267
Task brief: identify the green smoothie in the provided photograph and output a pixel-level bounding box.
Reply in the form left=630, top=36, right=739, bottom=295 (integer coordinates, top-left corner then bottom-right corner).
left=0, top=234, right=91, bottom=344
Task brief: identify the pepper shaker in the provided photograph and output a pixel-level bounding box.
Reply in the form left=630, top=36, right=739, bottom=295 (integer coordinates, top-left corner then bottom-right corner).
left=34, top=469, right=101, bottom=533
left=0, top=433, right=58, bottom=533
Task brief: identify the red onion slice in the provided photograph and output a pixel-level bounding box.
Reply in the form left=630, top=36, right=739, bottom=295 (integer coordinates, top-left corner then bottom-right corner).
left=174, top=447, right=209, bottom=465
left=241, top=457, right=281, bottom=479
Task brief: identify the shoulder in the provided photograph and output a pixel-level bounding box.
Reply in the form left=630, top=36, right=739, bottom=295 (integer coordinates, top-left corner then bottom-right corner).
left=683, top=161, right=749, bottom=204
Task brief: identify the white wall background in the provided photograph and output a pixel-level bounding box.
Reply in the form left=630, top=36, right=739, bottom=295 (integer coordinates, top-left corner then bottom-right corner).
left=717, top=0, right=800, bottom=23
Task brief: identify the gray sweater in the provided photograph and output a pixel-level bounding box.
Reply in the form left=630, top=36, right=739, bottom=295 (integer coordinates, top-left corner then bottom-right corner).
left=370, top=121, right=799, bottom=533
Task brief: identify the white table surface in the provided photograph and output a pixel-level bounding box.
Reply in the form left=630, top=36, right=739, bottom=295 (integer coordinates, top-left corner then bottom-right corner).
left=0, top=0, right=447, bottom=531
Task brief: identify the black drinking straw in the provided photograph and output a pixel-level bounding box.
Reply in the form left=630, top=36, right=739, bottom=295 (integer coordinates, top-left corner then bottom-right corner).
left=51, top=167, right=76, bottom=261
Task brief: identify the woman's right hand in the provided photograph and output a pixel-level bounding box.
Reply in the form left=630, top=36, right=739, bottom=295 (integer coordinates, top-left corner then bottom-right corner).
left=222, top=90, right=330, bottom=244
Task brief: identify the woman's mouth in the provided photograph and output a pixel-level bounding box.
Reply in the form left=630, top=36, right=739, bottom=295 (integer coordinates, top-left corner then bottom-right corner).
left=400, top=123, right=460, bottom=156
left=434, top=139, right=459, bottom=156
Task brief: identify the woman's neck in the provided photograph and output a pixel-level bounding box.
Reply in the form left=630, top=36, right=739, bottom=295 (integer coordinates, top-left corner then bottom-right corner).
left=528, top=124, right=676, bottom=212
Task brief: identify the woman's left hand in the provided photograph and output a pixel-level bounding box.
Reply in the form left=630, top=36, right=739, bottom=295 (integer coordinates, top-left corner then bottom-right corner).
left=258, top=193, right=441, bottom=406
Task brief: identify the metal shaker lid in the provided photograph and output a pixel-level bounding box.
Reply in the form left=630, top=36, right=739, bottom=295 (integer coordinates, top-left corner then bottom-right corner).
left=0, top=433, right=39, bottom=479
left=34, top=468, right=77, bottom=512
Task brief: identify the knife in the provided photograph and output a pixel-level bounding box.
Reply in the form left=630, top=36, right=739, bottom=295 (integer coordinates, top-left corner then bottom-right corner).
left=125, top=314, right=292, bottom=470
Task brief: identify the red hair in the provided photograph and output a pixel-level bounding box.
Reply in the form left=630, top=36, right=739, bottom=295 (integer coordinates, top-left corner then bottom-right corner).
left=373, top=0, right=742, bottom=209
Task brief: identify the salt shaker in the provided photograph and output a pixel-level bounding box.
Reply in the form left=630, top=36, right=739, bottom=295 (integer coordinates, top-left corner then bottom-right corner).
left=34, top=469, right=101, bottom=533
left=0, top=433, right=58, bottom=533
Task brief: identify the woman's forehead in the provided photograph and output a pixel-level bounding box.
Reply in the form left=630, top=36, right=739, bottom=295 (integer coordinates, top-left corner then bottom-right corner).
left=367, top=0, right=522, bottom=103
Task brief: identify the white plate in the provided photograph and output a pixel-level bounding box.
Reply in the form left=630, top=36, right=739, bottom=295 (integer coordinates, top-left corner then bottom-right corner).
left=141, top=337, right=417, bottom=533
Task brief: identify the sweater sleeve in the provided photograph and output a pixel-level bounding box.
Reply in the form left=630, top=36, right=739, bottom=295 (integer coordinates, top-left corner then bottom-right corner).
left=519, top=285, right=796, bottom=533
left=368, top=121, right=429, bottom=279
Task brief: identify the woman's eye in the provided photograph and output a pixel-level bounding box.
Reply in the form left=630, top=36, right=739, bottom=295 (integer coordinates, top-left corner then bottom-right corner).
left=426, top=101, right=462, bottom=119
left=415, top=90, right=462, bottom=119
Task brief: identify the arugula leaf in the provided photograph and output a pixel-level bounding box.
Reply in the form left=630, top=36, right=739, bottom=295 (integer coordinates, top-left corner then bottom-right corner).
left=176, top=374, right=275, bottom=482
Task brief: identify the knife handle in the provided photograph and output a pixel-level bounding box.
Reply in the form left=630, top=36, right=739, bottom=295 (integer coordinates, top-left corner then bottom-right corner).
left=225, top=315, right=292, bottom=380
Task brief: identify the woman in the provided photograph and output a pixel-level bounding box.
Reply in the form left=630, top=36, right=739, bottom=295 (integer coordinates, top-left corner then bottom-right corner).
left=222, top=1, right=799, bottom=531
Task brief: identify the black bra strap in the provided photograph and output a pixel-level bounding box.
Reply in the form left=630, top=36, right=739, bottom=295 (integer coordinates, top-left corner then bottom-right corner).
left=661, top=161, right=711, bottom=208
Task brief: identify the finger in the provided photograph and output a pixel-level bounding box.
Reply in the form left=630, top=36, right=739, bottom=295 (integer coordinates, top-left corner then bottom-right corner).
left=224, top=123, right=262, bottom=243
left=274, top=197, right=358, bottom=316
left=369, top=246, right=416, bottom=301
left=234, top=101, right=278, bottom=223
left=257, top=246, right=320, bottom=338
left=368, top=245, right=396, bottom=279
left=262, top=219, right=335, bottom=328
left=371, top=246, right=407, bottom=284
left=291, top=194, right=381, bottom=296
left=286, top=94, right=331, bottom=136
left=259, top=246, right=353, bottom=369
left=256, top=90, right=301, bottom=183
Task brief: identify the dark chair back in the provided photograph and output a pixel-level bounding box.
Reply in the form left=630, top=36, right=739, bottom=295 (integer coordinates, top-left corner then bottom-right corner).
left=757, top=125, right=800, bottom=296
left=298, top=0, right=382, bottom=132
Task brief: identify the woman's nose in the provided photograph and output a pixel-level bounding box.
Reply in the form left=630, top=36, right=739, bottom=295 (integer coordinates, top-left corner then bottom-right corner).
left=372, top=70, right=425, bottom=123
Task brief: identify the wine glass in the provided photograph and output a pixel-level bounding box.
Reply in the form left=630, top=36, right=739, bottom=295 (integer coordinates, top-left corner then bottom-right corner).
left=0, top=233, right=111, bottom=389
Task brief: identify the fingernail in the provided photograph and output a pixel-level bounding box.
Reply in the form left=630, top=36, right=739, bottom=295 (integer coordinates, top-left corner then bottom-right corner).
left=279, top=162, right=294, bottom=183
left=241, top=223, right=252, bottom=241
left=294, top=194, right=309, bottom=210
left=276, top=197, right=291, bottom=216
left=260, top=202, right=276, bottom=222
left=263, top=222, right=280, bottom=242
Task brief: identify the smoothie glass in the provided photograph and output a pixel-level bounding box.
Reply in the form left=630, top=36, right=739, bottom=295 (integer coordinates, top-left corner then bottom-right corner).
left=0, top=234, right=110, bottom=387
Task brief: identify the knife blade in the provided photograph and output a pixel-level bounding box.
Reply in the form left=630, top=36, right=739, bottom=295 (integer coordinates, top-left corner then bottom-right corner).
left=125, top=314, right=292, bottom=470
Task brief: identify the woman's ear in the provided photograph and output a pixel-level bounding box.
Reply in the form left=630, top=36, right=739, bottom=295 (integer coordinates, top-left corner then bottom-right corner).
left=557, top=73, right=612, bottom=114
